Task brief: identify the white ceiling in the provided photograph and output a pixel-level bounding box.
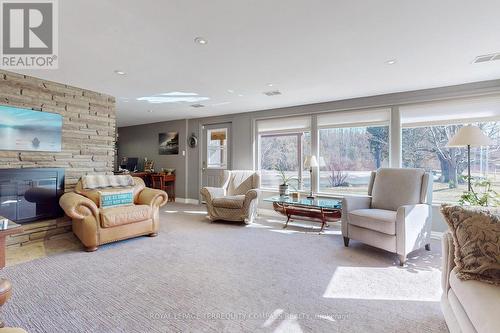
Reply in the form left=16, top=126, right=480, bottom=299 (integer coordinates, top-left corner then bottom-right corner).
left=16, top=0, right=500, bottom=127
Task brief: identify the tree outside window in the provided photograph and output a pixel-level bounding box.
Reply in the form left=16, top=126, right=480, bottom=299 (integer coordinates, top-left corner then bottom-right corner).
left=402, top=121, right=500, bottom=202
left=319, top=126, right=389, bottom=194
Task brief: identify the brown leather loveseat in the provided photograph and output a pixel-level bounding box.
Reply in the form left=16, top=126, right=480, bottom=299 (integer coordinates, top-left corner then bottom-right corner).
left=59, top=175, right=168, bottom=251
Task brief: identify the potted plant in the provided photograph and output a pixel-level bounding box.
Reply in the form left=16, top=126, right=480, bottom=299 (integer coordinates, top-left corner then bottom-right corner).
left=276, top=165, right=298, bottom=197
left=458, top=176, right=500, bottom=207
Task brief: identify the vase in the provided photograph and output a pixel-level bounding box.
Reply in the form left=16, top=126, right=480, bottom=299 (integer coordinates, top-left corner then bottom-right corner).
left=279, top=184, right=289, bottom=197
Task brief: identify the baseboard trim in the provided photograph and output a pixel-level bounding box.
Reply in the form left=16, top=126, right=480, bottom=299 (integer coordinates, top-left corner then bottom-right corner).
left=174, top=198, right=199, bottom=205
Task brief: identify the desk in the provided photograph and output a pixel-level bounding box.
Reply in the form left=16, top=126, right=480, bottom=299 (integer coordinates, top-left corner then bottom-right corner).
left=0, top=218, right=23, bottom=268
left=151, top=173, right=175, bottom=202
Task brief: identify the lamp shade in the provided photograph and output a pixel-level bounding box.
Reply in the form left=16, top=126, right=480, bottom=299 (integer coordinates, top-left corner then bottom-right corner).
left=304, top=155, right=318, bottom=168
left=446, top=125, right=493, bottom=147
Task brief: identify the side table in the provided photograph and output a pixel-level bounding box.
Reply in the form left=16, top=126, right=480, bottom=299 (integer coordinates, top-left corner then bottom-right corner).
left=0, top=217, right=23, bottom=269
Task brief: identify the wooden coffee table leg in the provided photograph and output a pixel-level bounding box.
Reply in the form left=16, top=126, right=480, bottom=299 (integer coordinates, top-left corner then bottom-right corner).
left=284, top=215, right=291, bottom=229
left=283, top=205, right=290, bottom=229
left=319, top=208, right=326, bottom=234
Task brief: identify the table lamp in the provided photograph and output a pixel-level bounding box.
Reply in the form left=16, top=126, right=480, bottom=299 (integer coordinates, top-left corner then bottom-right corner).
left=446, top=125, right=493, bottom=192
left=304, top=155, right=318, bottom=199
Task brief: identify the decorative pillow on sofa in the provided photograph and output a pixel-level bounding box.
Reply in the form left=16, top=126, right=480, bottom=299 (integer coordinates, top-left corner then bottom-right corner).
left=99, top=189, right=134, bottom=209
left=441, top=205, right=500, bottom=285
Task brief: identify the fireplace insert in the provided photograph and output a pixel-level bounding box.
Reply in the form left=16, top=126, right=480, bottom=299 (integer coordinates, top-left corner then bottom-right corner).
left=0, top=168, right=64, bottom=223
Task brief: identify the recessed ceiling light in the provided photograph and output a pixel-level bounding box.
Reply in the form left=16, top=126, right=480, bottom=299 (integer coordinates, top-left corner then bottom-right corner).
left=137, top=91, right=210, bottom=104
left=267, top=83, right=274, bottom=87
left=114, top=70, right=126, bottom=75
left=147, top=110, right=153, bottom=113
left=194, top=37, right=207, bottom=45
left=227, top=89, right=234, bottom=93
left=385, top=59, right=397, bottom=65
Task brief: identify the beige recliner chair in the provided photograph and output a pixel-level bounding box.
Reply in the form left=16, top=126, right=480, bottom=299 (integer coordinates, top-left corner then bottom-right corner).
left=341, top=168, right=432, bottom=265
left=200, top=170, right=260, bottom=224
left=60, top=176, right=168, bottom=251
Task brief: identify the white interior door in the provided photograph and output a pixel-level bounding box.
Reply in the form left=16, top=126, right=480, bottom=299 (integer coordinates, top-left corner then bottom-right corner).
left=202, top=123, right=232, bottom=188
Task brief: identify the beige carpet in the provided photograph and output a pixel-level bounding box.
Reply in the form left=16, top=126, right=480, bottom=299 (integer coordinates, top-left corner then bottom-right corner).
left=2, top=203, right=448, bottom=333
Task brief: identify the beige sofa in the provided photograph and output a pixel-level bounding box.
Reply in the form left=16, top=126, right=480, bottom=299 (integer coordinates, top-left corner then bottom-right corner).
left=200, top=170, right=259, bottom=224
left=441, top=232, right=500, bottom=333
left=342, top=168, right=432, bottom=265
left=59, top=176, right=168, bottom=251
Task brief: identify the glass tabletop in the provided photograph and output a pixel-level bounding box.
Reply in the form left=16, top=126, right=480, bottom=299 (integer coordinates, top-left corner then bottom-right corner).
left=264, top=196, right=341, bottom=209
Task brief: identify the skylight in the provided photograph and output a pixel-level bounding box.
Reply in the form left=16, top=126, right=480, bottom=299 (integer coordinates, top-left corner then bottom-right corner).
left=137, top=92, right=210, bottom=104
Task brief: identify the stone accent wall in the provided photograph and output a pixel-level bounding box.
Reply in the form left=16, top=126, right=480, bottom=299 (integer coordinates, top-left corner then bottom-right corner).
left=0, top=70, right=116, bottom=247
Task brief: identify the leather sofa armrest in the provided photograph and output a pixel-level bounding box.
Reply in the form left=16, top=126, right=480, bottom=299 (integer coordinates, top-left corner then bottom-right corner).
left=137, top=188, right=168, bottom=207
left=200, top=187, right=225, bottom=203
left=59, top=192, right=99, bottom=220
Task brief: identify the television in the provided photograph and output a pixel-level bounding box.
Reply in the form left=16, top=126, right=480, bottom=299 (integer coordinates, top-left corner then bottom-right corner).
left=0, top=105, right=62, bottom=152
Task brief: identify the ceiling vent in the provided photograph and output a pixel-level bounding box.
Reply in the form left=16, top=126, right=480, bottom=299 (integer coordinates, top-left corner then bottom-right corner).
left=263, top=90, right=282, bottom=96
left=472, top=52, right=500, bottom=64
left=190, top=103, right=205, bottom=108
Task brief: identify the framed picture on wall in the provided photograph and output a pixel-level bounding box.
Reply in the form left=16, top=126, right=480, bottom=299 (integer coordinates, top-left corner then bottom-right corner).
left=159, top=132, right=179, bottom=155
left=0, top=105, right=62, bottom=152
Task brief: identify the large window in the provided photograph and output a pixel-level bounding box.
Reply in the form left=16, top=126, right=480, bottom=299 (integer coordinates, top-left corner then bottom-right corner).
left=402, top=122, right=500, bottom=202
left=319, top=126, right=389, bottom=194
left=259, top=132, right=311, bottom=189
left=317, top=109, right=391, bottom=195
left=255, top=96, right=500, bottom=204
left=257, top=116, right=311, bottom=190
left=401, top=95, right=500, bottom=203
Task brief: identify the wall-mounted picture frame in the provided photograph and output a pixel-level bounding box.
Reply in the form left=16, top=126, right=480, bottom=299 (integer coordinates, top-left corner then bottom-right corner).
left=159, top=132, right=179, bottom=155
left=0, top=105, right=62, bottom=152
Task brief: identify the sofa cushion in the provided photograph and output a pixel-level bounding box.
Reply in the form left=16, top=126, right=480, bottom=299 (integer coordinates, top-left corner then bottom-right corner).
left=212, top=195, right=245, bottom=209
left=441, top=205, right=500, bottom=285
left=100, top=205, right=152, bottom=228
left=371, top=168, right=425, bottom=211
left=348, top=209, right=397, bottom=235
left=449, top=269, right=500, bottom=333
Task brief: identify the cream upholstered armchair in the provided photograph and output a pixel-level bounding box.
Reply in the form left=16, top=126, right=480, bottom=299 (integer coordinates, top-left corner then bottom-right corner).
left=341, top=168, right=432, bottom=265
left=200, top=170, right=260, bottom=224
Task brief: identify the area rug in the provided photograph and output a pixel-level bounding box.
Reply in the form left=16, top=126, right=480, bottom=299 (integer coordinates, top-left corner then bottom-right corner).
left=1, top=203, right=448, bottom=333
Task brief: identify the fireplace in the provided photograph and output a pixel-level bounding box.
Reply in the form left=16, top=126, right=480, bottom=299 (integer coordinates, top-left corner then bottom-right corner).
left=0, top=168, right=64, bottom=224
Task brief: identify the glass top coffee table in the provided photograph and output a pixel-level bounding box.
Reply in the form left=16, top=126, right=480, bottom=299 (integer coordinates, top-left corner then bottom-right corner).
left=264, top=196, right=342, bottom=233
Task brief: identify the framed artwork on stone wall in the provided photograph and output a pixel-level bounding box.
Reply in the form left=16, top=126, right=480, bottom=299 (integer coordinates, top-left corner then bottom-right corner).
left=0, top=105, right=62, bottom=152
